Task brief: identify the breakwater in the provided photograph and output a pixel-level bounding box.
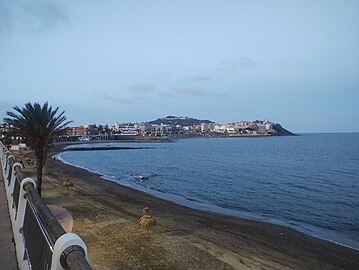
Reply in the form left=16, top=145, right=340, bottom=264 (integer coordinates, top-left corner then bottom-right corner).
left=63, top=146, right=152, bottom=152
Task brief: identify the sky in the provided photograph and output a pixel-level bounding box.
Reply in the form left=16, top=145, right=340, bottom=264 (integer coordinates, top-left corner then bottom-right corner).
left=1, top=0, right=358, bottom=133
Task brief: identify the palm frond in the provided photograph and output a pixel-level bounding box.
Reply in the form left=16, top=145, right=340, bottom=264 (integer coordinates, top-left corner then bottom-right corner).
left=4, top=102, right=71, bottom=148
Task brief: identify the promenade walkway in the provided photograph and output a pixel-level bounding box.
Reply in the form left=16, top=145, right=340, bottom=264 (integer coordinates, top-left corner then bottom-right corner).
left=0, top=172, right=18, bottom=269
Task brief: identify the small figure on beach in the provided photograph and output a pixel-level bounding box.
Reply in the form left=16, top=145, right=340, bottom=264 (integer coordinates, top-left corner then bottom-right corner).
left=61, top=178, right=73, bottom=195
left=138, top=207, right=156, bottom=237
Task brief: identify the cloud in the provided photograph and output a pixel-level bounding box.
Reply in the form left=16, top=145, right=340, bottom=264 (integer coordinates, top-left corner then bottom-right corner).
left=117, top=97, right=133, bottom=104
left=217, top=57, right=259, bottom=71
left=178, top=85, right=208, bottom=96
left=194, top=75, right=212, bottom=82
left=157, top=72, right=173, bottom=78
left=185, top=75, right=212, bottom=83
left=127, top=83, right=155, bottom=93
left=276, top=61, right=286, bottom=68
left=213, top=92, right=230, bottom=98
left=177, top=85, right=230, bottom=98
left=0, top=1, right=70, bottom=34
left=0, top=3, right=11, bottom=34
left=158, top=91, right=175, bottom=98
left=297, top=59, right=314, bottom=66
left=93, top=92, right=112, bottom=101
left=92, top=92, right=133, bottom=104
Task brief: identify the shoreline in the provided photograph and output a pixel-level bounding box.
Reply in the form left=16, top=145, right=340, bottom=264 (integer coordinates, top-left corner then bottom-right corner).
left=37, top=144, right=359, bottom=269
left=55, top=150, right=359, bottom=252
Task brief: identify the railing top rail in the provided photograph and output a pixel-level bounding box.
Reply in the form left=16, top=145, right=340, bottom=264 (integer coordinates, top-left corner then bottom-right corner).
left=25, top=182, right=66, bottom=244
left=62, top=247, right=91, bottom=270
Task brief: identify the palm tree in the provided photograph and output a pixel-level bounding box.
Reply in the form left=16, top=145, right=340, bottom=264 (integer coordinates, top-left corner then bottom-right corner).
left=4, top=102, right=71, bottom=196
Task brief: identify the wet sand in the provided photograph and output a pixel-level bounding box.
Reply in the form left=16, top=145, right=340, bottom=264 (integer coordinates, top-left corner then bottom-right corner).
left=22, top=145, right=359, bottom=269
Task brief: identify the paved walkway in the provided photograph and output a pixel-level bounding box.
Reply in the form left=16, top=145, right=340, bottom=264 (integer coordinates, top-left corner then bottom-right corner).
left=0, top=171, right=18, bottom=270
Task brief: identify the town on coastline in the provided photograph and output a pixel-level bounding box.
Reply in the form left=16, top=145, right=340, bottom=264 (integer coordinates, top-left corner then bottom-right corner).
left=0, top=116, right=295, bottom=144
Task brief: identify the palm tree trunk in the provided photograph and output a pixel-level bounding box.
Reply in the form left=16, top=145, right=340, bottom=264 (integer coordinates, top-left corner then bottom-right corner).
left=35, top=147, right=45, bottom=197
left=42, top=147, right=48, bottom=167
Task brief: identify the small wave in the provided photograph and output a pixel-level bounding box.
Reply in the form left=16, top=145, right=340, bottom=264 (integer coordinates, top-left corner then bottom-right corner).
left=330, top=169, right=358, bottom=176
left=136, top=173, right=158, bottom=182
left=289, top=183, right=321, bottom=193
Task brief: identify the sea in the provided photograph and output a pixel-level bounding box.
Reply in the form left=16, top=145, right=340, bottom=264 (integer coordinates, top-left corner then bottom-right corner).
left=56, top=133, right=359, bottom=250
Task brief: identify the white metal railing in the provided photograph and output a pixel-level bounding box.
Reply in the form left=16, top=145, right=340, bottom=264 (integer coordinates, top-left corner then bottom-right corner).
left=0, top=141, right=91, bottom=270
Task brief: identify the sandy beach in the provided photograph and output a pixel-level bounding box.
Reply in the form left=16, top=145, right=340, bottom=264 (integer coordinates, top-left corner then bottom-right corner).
left=19, top=144, right=359, bottom=270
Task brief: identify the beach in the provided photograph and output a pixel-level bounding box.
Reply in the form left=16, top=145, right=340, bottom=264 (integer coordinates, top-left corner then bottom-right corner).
left=21, top=144, right=359, bottom=270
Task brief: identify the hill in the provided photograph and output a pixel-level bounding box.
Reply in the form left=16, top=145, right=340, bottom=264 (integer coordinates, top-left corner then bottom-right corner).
left=272, top=123, right=296, bottom=136
left=147, top=116, right=214, bottom=126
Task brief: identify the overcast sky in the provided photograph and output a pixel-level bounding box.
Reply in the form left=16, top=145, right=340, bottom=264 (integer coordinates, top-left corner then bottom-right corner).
left=1, top=0, right=358, bottom=132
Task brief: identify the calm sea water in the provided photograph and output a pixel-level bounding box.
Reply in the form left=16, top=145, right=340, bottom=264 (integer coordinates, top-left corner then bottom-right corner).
left=57, top=134, right=359, bottom=250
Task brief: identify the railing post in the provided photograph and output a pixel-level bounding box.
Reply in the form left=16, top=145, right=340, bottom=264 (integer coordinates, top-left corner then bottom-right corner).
left=1, top=151, right=8, bottom=177
left=2, top=152, right=10, bottom=178
left=14, top=178, right=36, bottom=270
left=0, top=146, right=4, bottom=158
left=0, top=144, right=5, bottom=159
left=51, top=233, right=88, bottom=270
left=4, top=155, right=14, bottom=180
left=7, top=162, right=22, bottom=224
left=2, top=149, right=9, bottom=163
